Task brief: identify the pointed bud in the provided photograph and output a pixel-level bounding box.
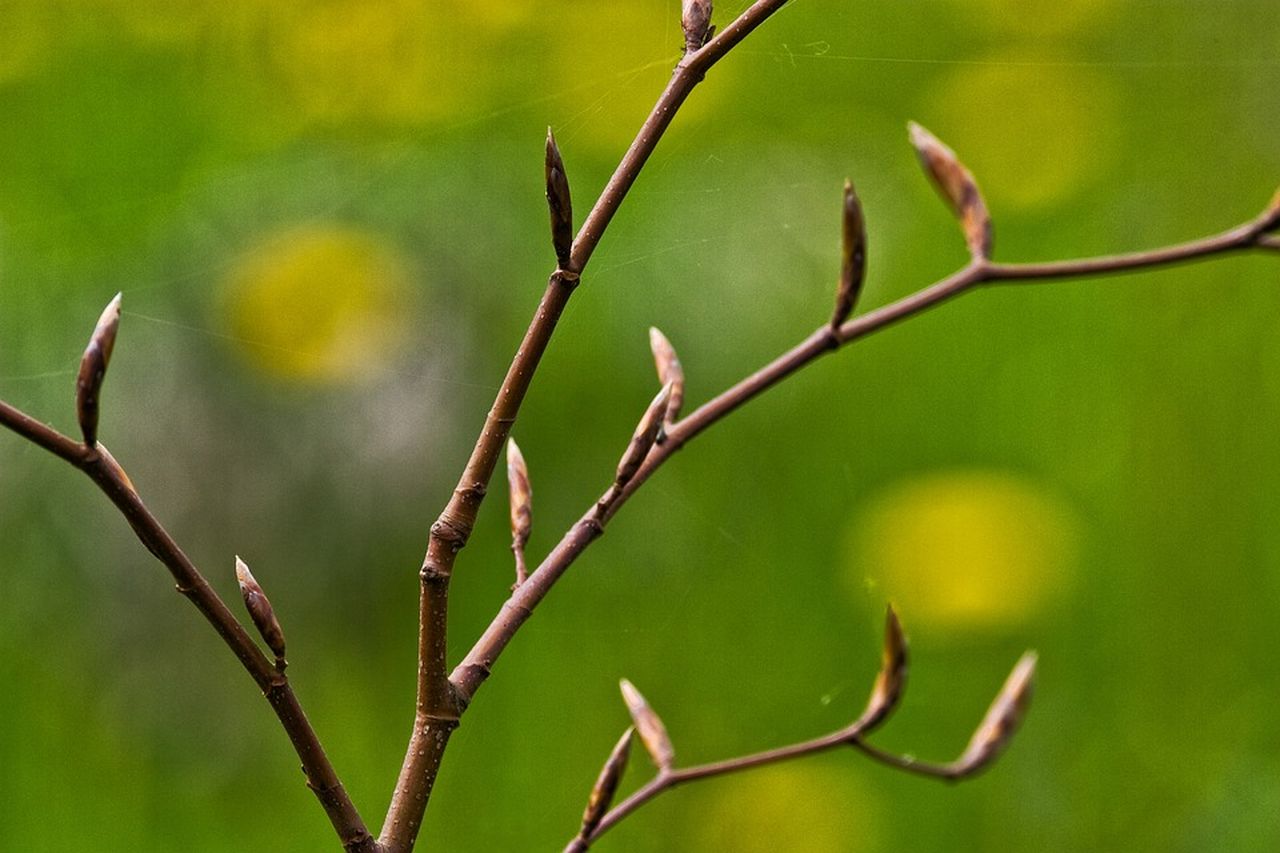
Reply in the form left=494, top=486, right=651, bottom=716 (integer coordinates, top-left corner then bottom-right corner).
left=507, top=438, right=533, bottom=585
left=647, top=328, right=684, bottom=426
left=615, top=383, right=672, bottom=486
left=580, top=727, right=634, bottom=838
left=507, top=439, right=532, bottom=548
left=619, top=679, right=674, bottom=771
left=952, top=651, right=1037, bottom=777
left=75, top=293, right=122, bottom=447
left=681, top=0, right=714, bottom=53
left=546, top=128, right=574, bottom=269
left=907, top=122, right=992, bottom=259
left=855, top=604, right=908, bottom=733
left=832, top=180, right=867, bottom=328
left=235, top=556, right=287, bottom=666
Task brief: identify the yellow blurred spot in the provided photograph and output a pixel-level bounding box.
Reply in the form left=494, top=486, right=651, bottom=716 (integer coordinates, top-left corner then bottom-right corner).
left=0, top=3, right=51, bottom=84
left=959, top=0, right=1116, bottom=36
left=223, top=226, right=411, bottom=382
left=542, top=5, right=728, bottom=153
left=849, top=471, right=1076, bottom=631
left=694, top=765, right=880, bottom=853
left=268, top=0, right=464, bottom=127
left=924, top=58, right=1119, bottom=209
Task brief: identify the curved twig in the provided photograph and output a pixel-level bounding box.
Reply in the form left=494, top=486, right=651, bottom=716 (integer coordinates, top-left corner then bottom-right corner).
left=565, top=615, right=1036, bottom=849
left=0, top=400, right=375, bottom=852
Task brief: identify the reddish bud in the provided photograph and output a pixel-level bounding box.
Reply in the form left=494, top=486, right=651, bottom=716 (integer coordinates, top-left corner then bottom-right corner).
left=546, top=128, right=574, bottom=269
left=908, top=122, right=992, bottom=259
left=832, top=180, right=867, bottom=328
left=75, top=293, right=122, bottom=447
left=235, top=556, right=288, bottom=667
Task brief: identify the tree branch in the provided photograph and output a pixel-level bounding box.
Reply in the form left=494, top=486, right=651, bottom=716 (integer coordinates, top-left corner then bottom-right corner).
left=564, top=616, right=1035, bottom=850
left=0, top=403, right=375, bottom=852
left=380, top=3, right=795, bottom=850
left=453, top=203, right=1277, bottom=701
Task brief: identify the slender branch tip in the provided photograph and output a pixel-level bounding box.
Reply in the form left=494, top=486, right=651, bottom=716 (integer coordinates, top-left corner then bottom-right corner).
left=75, top=292, right=123, bottom=448
left=951, top=651, right=1037, bottom=778
left=855, top=604, right=908, bottom=733
left=545, top=128, right=575, bottom=270
left=619, top=679, right=675, bottom=771
left=832, top=179, right=867, bottom=327
left=648, top=328, right=685, bottom=426
left=907, top=121, right=992, bottom=259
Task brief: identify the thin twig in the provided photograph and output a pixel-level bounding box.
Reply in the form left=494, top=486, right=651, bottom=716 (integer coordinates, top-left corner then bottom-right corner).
left=0, top=404, right=375, bottom=852
left=453, top=209, right=1276, bottom=700
left=568, top=623, right=1035, bottom=849
left=380, top=3, right=794, bottom=850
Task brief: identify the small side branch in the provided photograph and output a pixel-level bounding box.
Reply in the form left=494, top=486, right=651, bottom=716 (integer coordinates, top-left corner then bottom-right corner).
left=0, top=302, right=374, bottom=852
left=564, top=613, right=1036, bottom=850
left=454, top=198, right=1278, bottom=702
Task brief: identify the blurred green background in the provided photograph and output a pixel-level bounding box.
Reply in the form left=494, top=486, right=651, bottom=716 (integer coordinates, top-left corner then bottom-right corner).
left=2, top=1, right=1279, bottom=850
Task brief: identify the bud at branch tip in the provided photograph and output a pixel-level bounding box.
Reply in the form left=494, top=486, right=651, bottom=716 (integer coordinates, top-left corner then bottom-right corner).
left=953, top=650, right=1037, bottom=776
left=907, top=121, right=992, bottom=259
left=75, top=292, right=123, bottom=448
left=856, top=603, right=907, bottom=733
left=619, top=678, right=675, bottom=770
left=580, top=727, right=634, bottom=838
left=682, top=0, right=714, bottom=53
left=545, top=128, right=574, bottom=270
left=648, top=327, right=684, bottom=426
left=832, top=179, right=867, bottom=328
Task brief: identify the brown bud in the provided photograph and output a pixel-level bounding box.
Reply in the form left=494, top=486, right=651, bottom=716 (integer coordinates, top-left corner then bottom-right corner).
left=907, top=122, right=992, bottom=259
left=619, top=679, right=674, bottom=771
left=952, top=651, right=1037, bottom=777
left=546, top=128, right=574, bottom=269
left=507, top=438, right=532, bottom=548
left=832, top=180, right=867, bottom=328
left=507, top=438, right=533, bottom=585
left=580, top=727, right=634, bottom=838
left=615, top=383, right=672, bottom=486
left=647, top=328, right=684, bottom=426
left=235, top=556, right=287, bottom=666
left=681, top=0, right=714, bottom=53
left=75, top=292, right=122, bottom=448
left=855, top=604, right=908, bottom=733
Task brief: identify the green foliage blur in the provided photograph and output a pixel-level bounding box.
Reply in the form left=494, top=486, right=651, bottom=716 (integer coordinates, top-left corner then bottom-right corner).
left=2, top=2, right=1279, bottom=850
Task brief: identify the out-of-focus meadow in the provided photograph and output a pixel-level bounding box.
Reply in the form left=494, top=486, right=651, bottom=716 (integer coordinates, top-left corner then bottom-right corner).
left=2, top=1, right=1279, bottom=850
